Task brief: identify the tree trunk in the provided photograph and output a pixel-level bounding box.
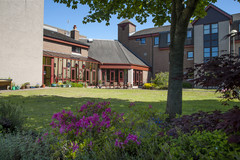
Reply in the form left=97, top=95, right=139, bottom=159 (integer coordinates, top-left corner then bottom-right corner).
left=166, top=0, right=199, bottom=119
left=166, top=23, right=187, bottom=118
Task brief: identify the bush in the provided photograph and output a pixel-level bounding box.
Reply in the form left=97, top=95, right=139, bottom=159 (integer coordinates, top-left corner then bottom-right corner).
left=0, top=101, right=25, bottom=132
left=182, top=81, right=193, bottom=88
left=0, top=131, right=55, bottom=160
left=165, top=106, right=240, bottom=144
left=161, top=130, right=238, bottom=160
left=143, top=83, right=154, bottom=89
left=71, top=82, right=84, bottom=88
left=151, top=72, right=169, bottom=89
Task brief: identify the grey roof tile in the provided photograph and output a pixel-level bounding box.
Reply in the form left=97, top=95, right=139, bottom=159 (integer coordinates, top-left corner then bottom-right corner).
left=79, top=39, right=148, bottom=67
left=131, top=24, right=192, bottom=37
left=44, top=29, right=89, bottom=47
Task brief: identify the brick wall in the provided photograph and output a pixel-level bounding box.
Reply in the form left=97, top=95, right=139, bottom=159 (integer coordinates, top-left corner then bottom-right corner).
left=43, top=40, right=72, bottom=54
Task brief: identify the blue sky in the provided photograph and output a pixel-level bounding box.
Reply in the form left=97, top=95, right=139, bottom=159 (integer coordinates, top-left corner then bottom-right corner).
left=44, top=0, right=240, bottom=40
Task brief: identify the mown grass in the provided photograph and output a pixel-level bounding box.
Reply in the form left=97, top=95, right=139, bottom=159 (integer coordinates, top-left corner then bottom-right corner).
left=0, top=88, right=238, bottom=130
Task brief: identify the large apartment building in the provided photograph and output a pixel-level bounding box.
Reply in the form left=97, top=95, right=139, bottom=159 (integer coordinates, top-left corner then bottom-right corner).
left=118, top=4, right=240, bottom=78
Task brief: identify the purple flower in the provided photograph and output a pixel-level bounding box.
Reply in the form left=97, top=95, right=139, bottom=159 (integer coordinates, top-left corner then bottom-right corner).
left=71, top=142, right=79, bottom=152
left=129, top=102, right=135, bottom=108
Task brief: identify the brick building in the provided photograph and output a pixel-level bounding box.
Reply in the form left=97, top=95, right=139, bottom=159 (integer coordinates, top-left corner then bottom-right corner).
left=43, top=25, right=149, bottom=87
left=118, top=4, right=240, bottom=79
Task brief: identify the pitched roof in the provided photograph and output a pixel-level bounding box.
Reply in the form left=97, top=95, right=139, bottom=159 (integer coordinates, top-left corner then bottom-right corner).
left=43, top=29, right=89, bottom=47
left=118, top=19, right=136, bottom=26
left=43, top=50, right=97, bottom=62
left=130, top=24, right=192, bottom=37
left=192, top=4, right=232, bottom=25
left=78, top=39, right=149, bottom=67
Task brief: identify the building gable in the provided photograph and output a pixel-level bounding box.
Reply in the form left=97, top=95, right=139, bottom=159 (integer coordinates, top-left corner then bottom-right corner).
left=193, top=5, right=231, bottom=25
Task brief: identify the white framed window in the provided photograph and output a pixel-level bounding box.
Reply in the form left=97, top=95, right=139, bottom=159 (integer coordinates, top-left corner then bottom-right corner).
left=204, top=25, right=210, bottom=34
left=187, top=51, right=193, bottom=60
left=187, top=30, right=192, bottom=39
left=141, top=38, right=146, bottom=44
left=211, top=24, right=218, bottom=34
left=72, top=46, right=81, bottom=54
left=154, top=37, right=159, bottom=46
left=167, top=33, right=170, bottom=44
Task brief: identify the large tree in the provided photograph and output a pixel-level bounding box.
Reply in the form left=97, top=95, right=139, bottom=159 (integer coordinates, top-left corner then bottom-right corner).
left=54, top=0, right=238, bottom=118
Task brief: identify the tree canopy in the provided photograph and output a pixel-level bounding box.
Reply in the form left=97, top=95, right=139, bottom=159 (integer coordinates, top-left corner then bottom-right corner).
left=54, top=0, right=217, bottom=26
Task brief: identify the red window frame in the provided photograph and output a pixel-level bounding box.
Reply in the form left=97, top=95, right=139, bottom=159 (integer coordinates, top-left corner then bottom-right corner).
left=85, top=69, right=90, bottom=82
left=92, top=70, right=96, bottom=83
left=118, top=70, right=124, bottom=82
left=71, top=68, right=76, bottom=82
left=110, top=70, right=115, bottom=83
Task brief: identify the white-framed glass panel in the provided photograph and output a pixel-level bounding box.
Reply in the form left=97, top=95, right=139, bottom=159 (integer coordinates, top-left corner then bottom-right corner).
left=211, top=23, right=218, bottom=34
left=154, top=37, right=159, bottom=45
left=167, top=33, right=170, bottom=43
left=204, top=25, right=210, bottom=34
left=141, top=38, right=146, bottom=44
left=187, top=30, right=192, bottom=38
left=212, top=47, right=218, bottom=57
left=187, top=51, right=193, bottom=59
left=204, top=48, right=210, bottom=57
left=72, top=46, right=81, bottom=53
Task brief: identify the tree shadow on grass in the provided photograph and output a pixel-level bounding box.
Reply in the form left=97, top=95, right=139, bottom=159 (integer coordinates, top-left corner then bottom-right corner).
left=0, top=95, right=238, bottom=131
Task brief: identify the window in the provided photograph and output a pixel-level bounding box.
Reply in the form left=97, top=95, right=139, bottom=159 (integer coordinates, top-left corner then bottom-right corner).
left=211, top=24, right=218, bottom=34
left=187, top=51, right=193, bottom=60
left=204, top=23, right=219, bottom=63
left=136, top=38, right=140, bottom=41
left=204, top=25, right=210, bottom=34
left=72, top=46, right=81, bottom=53
left=167, top=33, right=170, bottom=44
left=204, top=48, right=210, bottom=63
left=154, top=37, right=159, bottom=46
left=187, top=30, right=192, bottom=39
left=141, top=38, right=146, bottom=44
left=212, top=47, right=218, bottom=57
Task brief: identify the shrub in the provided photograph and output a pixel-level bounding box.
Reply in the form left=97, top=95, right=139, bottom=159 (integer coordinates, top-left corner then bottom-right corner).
left=151, top=72, right=169, bottom=89
left=49, top=101, right=138, bottom=159
left=143, top=83, right=154, bottom=89
left=165, top=106, right=240, bottom=144
left=182, top=81, right=193, bottom=88
left=161, top=130, right=238, bottom=160
left=0, top=131, right=55, bottom=160
left=71, top=82, right=84, bottom=88
left=0, top=101, right=25, bottom=132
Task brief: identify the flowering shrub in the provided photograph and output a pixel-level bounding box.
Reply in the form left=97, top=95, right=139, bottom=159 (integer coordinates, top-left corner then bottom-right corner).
left=49, top=101, right=142, bottom=159
left=143, top=83, right=154, bottom=89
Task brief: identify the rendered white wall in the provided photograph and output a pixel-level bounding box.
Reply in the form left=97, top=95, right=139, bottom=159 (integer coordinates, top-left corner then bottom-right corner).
left=0, top=0, right=44, bottom=86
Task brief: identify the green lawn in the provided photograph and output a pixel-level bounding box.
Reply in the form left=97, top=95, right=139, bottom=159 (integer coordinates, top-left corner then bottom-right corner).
left=0, top=88, right=238, bottom=130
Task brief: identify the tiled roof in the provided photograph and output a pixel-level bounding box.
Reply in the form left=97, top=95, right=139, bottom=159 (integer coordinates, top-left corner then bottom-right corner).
left=78, top=39, right=149, bottom=67
left=118, top=19, right=135, bottom=26
left=43, top=50, right=97, bottom=62
left=43, top=29, right=89, bottom=47
left=130, top=24, right=192, bottom=37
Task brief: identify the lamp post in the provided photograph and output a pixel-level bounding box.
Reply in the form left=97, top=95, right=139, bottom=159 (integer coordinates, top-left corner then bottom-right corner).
left=230, top=30, right=237, bottom=55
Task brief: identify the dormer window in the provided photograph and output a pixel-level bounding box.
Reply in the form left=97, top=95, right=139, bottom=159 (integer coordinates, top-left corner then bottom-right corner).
left=187, top=30, right=192, bottom=39
left=72, top=46, right=81, bottom=54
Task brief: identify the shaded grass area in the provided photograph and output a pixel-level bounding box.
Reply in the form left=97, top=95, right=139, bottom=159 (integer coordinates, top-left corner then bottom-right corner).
left=0, top=88, right=238, bottom=130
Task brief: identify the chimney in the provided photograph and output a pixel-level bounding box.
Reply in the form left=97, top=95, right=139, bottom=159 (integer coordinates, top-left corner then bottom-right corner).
left=71, top=25, right=80, bottom=40
left=118, top=19, right=136, bottom=46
